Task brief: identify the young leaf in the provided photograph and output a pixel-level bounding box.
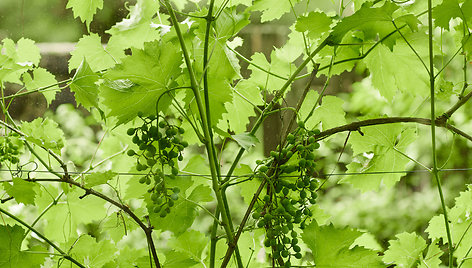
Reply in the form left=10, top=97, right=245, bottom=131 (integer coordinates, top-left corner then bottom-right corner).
left=0, top=38, right=40, bottom=84
left=66, top=0, right=104, bottom=31
left=2, top=177, right=38, bottom=205
left=295, top=11, right=332, bottom=40
left=106, top=0, right=161, bottom=51
left=299, top=90, right=347, bottom=131
left=69, top=59, right=100, bottom=110
left=22, top=68, right=59, bottom=106
left=250, top=0, right=298, bottom=22
left=168, top=230, right=208, bottom=262
left=382, top=232, right=427, bottom=267
left=69, top=33, right=121, bottom=72
left=20, top=118, right=66, bottom=154
left=69, top=235, right=116, bottom=267
left=84, top=171, right=117, bottom=188
left=231, top=133, right=259, bottom=150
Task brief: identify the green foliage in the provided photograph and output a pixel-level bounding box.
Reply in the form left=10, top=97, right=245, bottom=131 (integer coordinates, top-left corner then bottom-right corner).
left=2, top=0, right=472, bottom=267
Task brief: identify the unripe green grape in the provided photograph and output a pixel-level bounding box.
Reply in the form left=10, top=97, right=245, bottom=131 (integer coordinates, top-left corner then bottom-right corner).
left=181, top=141, right=189, bottom=148
left=139, top=143, right=147, bottom=150
left=127, top=128, right=136, bottom=135
left=284, top=261, right=291, bottom=268
left=178, top=155, right=183, bottom=161
left=275, top=184, right=283, bottom=193
left=291, top=231, right=297, bottom=238
left=282, top=188, right=290, bottom=196
left=300, top=190, right=306, bottom=199
left=270, top=151, right=277, bottom=158
left=314, top=142, right=320, bottom=149
left=293, top=245, right=301, bottom=252
left=259, top=166, right=268, bottom=173
left=273, top=251, right=280, bottom=259
left=170, top=193, right=179, bottom=200
left=281, top=250, right=289, bottom=258
left=294, top=252, right=302, bottom=259
left=151, top=193, right=159, bottom=201
left=158, top=121, right=166, bottom=128
left=139, top=176, right=147, bottom=184
left=282, top=236, right=290, bottom=244
left=171, top=167, right=179, bottom=176
left=127, top=149, right=135, bottom=156
left=153, top=205, right=161, bottom=213
left=263, top=195, right=270, bottom=202
left=132, top=135, right=140, bottom=144
left=168, top=200, right=174, bottom=207
left=298, top=159, right=306, bottom=167
left=172, top=187, right=180, bottom=194
left=308, top=136, right=315, bottom=144
left=257, top=220, right=265, bottom=228
left=297, top=121, right=305, bottom=128
left=178, top=127, right=185, bottom=134
left=147, top=158, right=157, bottom=166
left=252, top=212, right=261, bottom=219
left=264, top=239, right=271, bottom=247
left=159, top=210, right=167, bottom=218
left=296, top=144, right=304, bottom=151
left=286, top=151, right=293, bottom=158
left=270, top=239, right=277, bottom=247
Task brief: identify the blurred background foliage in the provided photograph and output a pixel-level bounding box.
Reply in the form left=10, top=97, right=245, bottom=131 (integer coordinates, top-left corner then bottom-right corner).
left=1, top=0, right=472, bottom=250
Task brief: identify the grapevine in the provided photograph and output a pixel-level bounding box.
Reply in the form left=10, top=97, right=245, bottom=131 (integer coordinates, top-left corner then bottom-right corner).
left=253, top=122, right=321, bottom=266
left=126, top=112, right=188, bottom=217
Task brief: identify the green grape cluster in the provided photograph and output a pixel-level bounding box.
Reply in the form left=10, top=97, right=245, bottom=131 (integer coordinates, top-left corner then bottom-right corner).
left=0, top=134, right=21, bottom=164
left=253, top=122, right=321, bottom=266
left=126, top=113, right=188, bottom=217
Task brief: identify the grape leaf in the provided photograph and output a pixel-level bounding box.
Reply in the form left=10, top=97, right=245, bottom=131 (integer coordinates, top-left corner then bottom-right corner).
left=0, top=38, right=40, bottom=84
left=69, top=235, right=116, bottom=268
left=301, top=222, right=384, bottom=267
left=163, top=250, right=199, bottom=268
left=37, top=188, right=108, bottom=243
left=295, top=11, right=332, bottom=40
left=22, top=68, right=59, bottom=106
left=20, top=118, right=66, bottom=154
left=418, top=242, right=442, bottom=268
left=432, top=0, right=464, bottom=30
left=2, top=177, right=38, bottom=205
left=69, top=33, right=121, bottom=72
left=329, top=2, right=399, bottom=45
left=382, top=232, right=426, bottom=267
left=341, top=125, right=416, bottom=191
left=248, top=51, right=295, bottom=93
left=219, top=80, right=264, bottom=133
left=168, top=230, right=207, bottom=262
left=250, top=0, right=298, bottom=22
left=84, top=171, right=117, bottom=187
left=66, top=0, right=103, bottom=31
left=148, top=183, right=212, bottom=235
left=299, top=90, right=347, bottom=131
left=364, top=42, right=429, bottom=101
left=0, top=225, right=46, bottom=268
left=100, top=41, right=182, bottom=125
left=425, top=185, right=472, bottom=264
left=69, top=59, right=100, bottom=110
left=231, top=133, right=259, bottom=150
left=106, top=0, right=161, bottom=51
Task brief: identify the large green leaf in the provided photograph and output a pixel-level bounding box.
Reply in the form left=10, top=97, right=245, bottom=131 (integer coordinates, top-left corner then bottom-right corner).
left=22, top=68, right=59, bottom=106
left=100, top=41, right=182, bottom=125
left=301, top=222, right=385, bottom=267
left=69, top=235, right=116, bottom=268
left=2, top=177, right=38, bottom=205
left=299, top=90, right=347, bottom=131
left=341, top=125, right=416, bottom=191
left=0, top=225, right=46, bottom=268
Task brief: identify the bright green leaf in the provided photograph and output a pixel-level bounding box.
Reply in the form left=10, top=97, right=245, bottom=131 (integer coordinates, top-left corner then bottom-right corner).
left=0, top=225, right=46, bottom=268
left=168, top=230, right=207, bottom=261
left=231, top=133, right=259, bottom=150
left=66, top=0, right=104, bottom=31
left=100, top=41, right=182, bottom=125
left=299, top=90, right=346, bottom=131
left=22, top=68, right=59, bottom=106
left=20, top=118, right=66, bottom=154
left=70, top=59, right=100, bottom=110
left=383, top=232, right=426, bottom=267
left=2, top=177, right=38, bottom=205
left=295, top=12, right=332, bottom=40
left=301, top=222, right=385, bottom=267
left=69, top=33, right=121, bottom=72
left=84, top=171, right=117, bottom=188
left=69, top=235, right=116, bottom=268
